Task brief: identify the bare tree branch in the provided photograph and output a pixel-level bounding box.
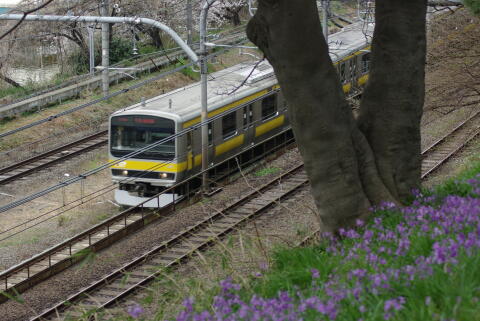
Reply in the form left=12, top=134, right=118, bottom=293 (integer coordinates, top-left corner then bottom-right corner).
left=0, top=73, right=22, bottom=88
left=0, top=0, right=56, bottom=41
left=228, top=57, right=265, bottom=95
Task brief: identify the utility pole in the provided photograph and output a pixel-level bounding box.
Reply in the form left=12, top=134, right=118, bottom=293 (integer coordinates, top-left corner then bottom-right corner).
left=101, top=0, right=110, bottom=96
left=87, top=25, right=95, bottom=75
left=322, top=0, right=329, bottom=43
left=200, top=0, right=216, bottom=193
left=186, top=0, right=193, bottom=45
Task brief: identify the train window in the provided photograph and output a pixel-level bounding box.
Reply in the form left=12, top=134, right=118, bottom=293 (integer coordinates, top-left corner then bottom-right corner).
left=187, top=131, right=192, bottom=149
left=350, top=59, right=357, bottom=78
left=208, top=123, right=213, bottom=145
left=340, top=63, right=347, bottom=83
left=261, top=95, right=277, bottom=120
left=243, top=104, right=253, bottom=128
left=361, top=53, right=371, bottom=74
left=222, top=112, right=237, bottom=139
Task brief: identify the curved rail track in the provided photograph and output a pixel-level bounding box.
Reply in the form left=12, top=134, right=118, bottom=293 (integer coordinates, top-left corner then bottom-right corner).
left=0, top=29, right=249, bottom=188
left=0, top=128, right=295, bottom=303
left=298, top=109, right=480, bottom=247
left=0, top=131, right=107, bottom=186
left=421, top=110, right=480, bottom=178
left=1, top=109, right=478, bottom=318
left=32, top=164, right=308, bottom=320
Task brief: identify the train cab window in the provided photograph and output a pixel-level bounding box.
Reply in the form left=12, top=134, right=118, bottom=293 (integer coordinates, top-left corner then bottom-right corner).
left=222, top=112, right=237, bottom=139
left=261, top=95, right=277, bottom=120
left=243, top=104, right=253, bottom=128
left=208, top=123, right=213, bottom=145
left=110, top=115, right=175, bottom=160
left=361, top=53, right=371, bottom=74
left=340, top=63, right=347, bottom=84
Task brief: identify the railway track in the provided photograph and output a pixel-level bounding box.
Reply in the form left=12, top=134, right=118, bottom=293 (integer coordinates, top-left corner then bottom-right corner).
left=31, top=164, right=308, bottom=320
left=1, top=110, right=477, bottom=317
left=421, top=110, right=480, bottom=178
left=298, top=109, right=480, bottom=247
left=0, top=29, right=249, bottom=187
left=0, top=128, right=295, bottom=304
left=0, top=107, right=480, bottom=316
left=0, top=131, right=107, bottom=186
left=22, top=108, right=480, bottom=318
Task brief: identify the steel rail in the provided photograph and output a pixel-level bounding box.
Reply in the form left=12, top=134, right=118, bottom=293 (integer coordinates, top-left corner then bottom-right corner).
left=0, top=30, right=248, bottom=185
left=0, top=127, right=295, bottom=303
left=0, top=26, right=246, bottom=111
left=0, top=32, right=247, bottom=140
left=30, top=164, right=308, bottom=321
left=2, top=106, right=477, bottom=308
left=12, top=107, right=478, bottom=318
left=421, top=111, right=480, bottom=178
left=0, top=131, right=108, bottom=186
left=298, top=109, right=480, bottom=246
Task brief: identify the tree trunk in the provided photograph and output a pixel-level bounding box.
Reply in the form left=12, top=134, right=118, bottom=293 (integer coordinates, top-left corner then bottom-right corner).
left=135, top=26, right=164, bottom=49
left=226, top=8, right=241, bottom=26
left=0, top=73, right=22, bottom=88
left=247, top=0, right=426, bottom=232
left=146, top=28, right=164, bottom=49
left=357, top=0, right=427, bottom=201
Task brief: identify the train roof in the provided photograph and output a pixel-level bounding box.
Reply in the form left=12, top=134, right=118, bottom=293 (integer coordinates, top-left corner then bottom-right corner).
left=112, top=22, right=374, bottom=124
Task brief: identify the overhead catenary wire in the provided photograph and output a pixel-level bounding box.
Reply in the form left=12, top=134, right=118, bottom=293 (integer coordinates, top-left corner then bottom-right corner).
left=0, top=80, right=279, bottom=215
left=0, top=104, right=287, bottom=243
left=0, top=33, right=248, bottom=139
left=0, top=61, right=193, bottom=139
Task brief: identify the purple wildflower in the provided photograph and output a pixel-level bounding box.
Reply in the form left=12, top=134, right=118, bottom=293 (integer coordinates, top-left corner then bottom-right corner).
left=311, top=268, right=320, bottom=279
left=127, top=303, right=144, bottom=319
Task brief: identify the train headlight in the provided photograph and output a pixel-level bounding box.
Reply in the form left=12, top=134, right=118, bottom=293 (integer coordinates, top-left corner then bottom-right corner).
left=122, top=170, right=128, bottom=176
left=159, top=172, right=168, bottom=179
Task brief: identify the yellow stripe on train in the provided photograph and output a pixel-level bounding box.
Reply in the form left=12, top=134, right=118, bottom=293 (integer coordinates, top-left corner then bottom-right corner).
left=183, top=89, right=270, bottom=128
left=255, top=115, right=285, bottom=137
left=110, top=159, right=187, bottom=173
left=215, top=134, right=245, bottom=156
left=358, top=74, right=369, bottom=86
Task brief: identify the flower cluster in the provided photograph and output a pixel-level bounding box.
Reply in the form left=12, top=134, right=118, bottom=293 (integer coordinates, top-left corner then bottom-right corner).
left=169, top=176, right=480, bottom=321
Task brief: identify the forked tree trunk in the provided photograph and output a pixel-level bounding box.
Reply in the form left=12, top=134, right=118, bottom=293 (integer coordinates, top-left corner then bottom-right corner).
left=247, top=0, right=426, bottom=232
left=358, top=0, right=427, bottom=201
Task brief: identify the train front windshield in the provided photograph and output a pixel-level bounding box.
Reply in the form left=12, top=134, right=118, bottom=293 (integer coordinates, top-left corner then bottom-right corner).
left=110, top=115, right=175, bottom=160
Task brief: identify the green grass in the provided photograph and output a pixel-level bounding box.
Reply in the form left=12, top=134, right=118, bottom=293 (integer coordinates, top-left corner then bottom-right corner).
left=254, top=167, right=281, bottom=177
left=161, top=149, right=480, bottom=321
left=0, top=85, right=29, bottom=100
left=233, top=152, right=480, bottom=321
left=424, top=148, right=480, bottom=199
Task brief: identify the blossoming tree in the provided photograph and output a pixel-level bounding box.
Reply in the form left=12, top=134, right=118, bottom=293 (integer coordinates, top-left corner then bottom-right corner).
left=247, top=0, right=428, bottom=232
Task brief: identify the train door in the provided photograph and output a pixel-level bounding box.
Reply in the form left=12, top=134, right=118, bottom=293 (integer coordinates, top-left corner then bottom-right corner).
left=208, top=120, right=216, bottom=167
left=339, top=62, right=348, bottom=87
left=349, top=57, right=358, bottom=90
left=242, top=103, right=254, bottom=144
left=186, top=131, right=194, bottom=171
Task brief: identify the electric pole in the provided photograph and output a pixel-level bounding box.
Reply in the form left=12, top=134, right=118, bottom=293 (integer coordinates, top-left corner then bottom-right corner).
left=186, top=0, right=193, bottom=45
left=87, top=25, right=95, bottom=75
left=101, top=0, right=110, bottom=96
left=322, top=0, right=329, bottom=43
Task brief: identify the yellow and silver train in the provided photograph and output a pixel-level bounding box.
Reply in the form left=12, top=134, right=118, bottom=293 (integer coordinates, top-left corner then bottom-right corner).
left=109, top=22, right=373, bottom=206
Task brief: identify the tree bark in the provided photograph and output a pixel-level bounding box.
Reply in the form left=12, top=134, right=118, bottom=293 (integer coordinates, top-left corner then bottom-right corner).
left=357, top=0, right=427, bottom=201
left=247, top=0, right=393, bottom=232
left=135, top=25, right=164, bottom=49
left=247, top=0, right=426, bottom=232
